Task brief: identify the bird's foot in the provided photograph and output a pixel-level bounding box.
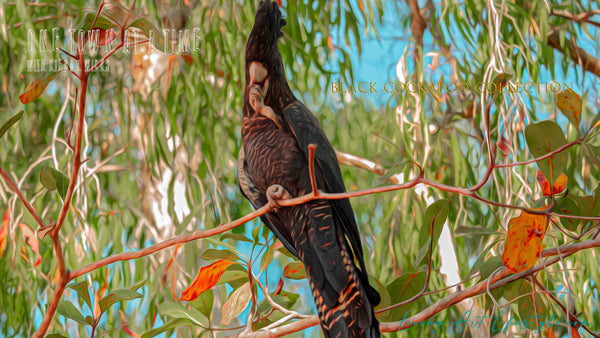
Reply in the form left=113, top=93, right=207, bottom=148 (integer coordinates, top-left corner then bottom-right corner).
left=266, top=184, right=292, bottom=211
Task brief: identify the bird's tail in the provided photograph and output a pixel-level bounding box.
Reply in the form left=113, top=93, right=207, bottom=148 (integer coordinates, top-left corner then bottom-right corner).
left=298, top=203, right=380, bottom=338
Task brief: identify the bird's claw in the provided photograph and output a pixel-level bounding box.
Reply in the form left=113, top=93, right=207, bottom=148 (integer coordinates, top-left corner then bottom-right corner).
left=267, top=184, right=292, bottom=212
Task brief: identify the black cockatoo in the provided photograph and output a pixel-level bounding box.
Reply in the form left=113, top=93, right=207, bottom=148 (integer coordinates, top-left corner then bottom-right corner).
left=237, top=1, right=380, bottom=337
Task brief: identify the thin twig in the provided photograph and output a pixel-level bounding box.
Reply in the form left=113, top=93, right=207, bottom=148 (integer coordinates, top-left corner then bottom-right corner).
left=308, top=144, right=318, bottom=196
left=0, top=166, right=45, bottom=228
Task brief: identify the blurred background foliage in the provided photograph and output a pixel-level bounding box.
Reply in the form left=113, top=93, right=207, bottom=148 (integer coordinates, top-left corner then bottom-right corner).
left=0, top=0, right=599, bottom=337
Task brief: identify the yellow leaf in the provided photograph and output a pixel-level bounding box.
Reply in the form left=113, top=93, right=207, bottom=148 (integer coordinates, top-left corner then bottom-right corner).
left=221, top=282, right=252, bottom=325
left=502, top=209, right=548, bottom=273
left=180, top=260, right=233, bottom=301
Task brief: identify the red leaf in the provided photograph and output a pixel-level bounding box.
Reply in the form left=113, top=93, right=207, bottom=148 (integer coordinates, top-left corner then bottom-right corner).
left=274, top=278, right=284, bottom=296
left=497, top=136, right=510, bottom=157
left=180, top=260, right=233, bottom=301
left=536, top=170, right=552, bottom=196
left=19, top=71, right=59, bottom=104
left=18, top=223, right=41, bottom=266
left=0, top=208, right=9, bottom=256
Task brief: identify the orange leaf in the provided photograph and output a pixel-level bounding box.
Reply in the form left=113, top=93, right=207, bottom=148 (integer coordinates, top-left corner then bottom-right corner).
left=0, top=208, right=9, bottom=256
left=502, top=209, right=549, bottom=273
left=552, top=173, right=568, bottom=195
left=569, top=326, right=581, bottom=338
left=180, top=260, right=233, bottom=301
left=19, top=71, right=59, bottom=104
left=180, top=53, right=193, bottom=65
left=283, top=261, right=306, bottom=279
left=536, top=170, right=568, bottom=196
left=18, top=223, right=41, bottom=266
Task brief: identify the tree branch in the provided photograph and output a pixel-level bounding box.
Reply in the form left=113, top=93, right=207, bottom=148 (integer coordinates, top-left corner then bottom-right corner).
left=547, top=29, right=600, bottom=78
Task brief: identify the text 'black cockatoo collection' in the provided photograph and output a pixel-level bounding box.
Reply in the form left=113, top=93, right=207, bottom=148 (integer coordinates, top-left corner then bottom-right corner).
left=237, top=1, right=381, bottom=337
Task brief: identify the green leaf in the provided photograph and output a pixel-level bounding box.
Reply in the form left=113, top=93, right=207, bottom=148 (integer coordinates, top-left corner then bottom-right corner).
left=190, top=289, right=213, bottom=319
left=47, top=334, right=69, bottom=338
left=583, top=144, right=600, bottom=167
left=57, top=301, right=87, bottom=325
left=200, top=248, right=237, bottom=261
left=383, top=272, right=426, bottom=321
left=260, top=244, right=276, bottom=274
left=554, top=196, right=580, bottom=231
left=98, top=288, right=142, bottom=314
left=221, top=282, right=252, bottom=325
left=127, top=18, right=165, bottom=51
left=455, top=226, right=501, bottom=237
left=76, top=12, right=114, bottom=31
left=556, top=88, right=582, bottom=128
left=220, top=233, right=252, bottom=243
left=158, top=301, right=204, bottom=326
left=39, top=166, right=69, bottom=199
left=417, top=199, right=450, bottom=254
left=217, top=264, right=248, bottom=286
left=0, top=111, right=24, bottom=138
left=141, top=318, right=195, bottom=338
left=128, top=279, right=147, bottom=292
left=479, top=256, right=504, bottom=280
left=251, top=226, right=261, bottom=243
left=525, top=121, right=568, bottom=183
left=68, top=281, right=92, bottom=311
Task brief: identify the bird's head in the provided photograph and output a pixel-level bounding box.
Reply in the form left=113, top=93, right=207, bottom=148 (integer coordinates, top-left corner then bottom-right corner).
left=244, top=1, right=291, bottom=114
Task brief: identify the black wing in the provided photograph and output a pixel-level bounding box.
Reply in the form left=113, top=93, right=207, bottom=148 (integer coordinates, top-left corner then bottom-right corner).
left=281, top=101, right=373, bottom=286
left=237, top=147, right=300, bottom=258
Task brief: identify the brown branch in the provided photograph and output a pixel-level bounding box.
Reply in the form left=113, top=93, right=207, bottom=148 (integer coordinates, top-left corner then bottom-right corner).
left=69, top=205, right=271, bottom=280
left=32, top=3, right=119, bottom=336
left=0, top=166, right=45, bottom=228
left=408, top=0, right=426, bottom=49
left=32, top=270, right=69, bottom=338
left=335, top=150, right=386, bottom=176
left=551, top=9, right=600, bottom=29
left=547, top=29, right=600, bottom=78
left=496, top=138, right=584, bottom=168
left=244, top=237, right=600, bottom=337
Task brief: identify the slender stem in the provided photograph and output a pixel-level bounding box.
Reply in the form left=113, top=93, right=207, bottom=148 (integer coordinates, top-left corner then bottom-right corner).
left=496, top=138, right=583, bottom=168
left=308, top=144, right=318, bottom=196
left=52, top=36, right=88, bottom=237
left=0, top=166, right=45, bottom=228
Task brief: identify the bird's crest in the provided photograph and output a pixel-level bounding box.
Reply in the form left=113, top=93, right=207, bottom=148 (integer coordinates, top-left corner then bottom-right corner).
left=245, top=1, right=286, bottom=65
